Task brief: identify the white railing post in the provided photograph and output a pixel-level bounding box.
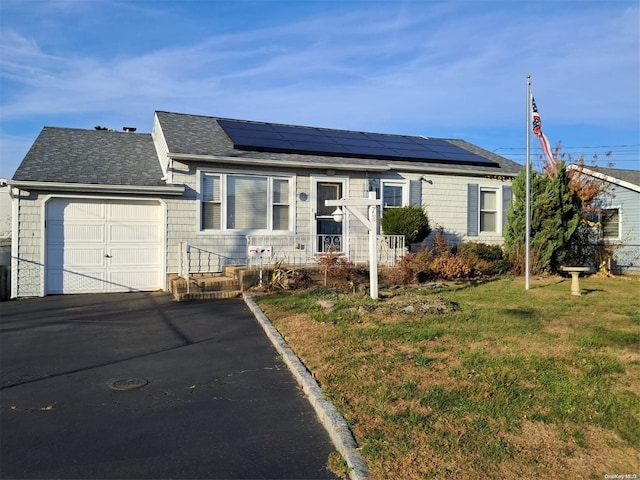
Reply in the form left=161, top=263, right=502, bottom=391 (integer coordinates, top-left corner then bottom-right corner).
left=178, top=241, right=190, bottom=294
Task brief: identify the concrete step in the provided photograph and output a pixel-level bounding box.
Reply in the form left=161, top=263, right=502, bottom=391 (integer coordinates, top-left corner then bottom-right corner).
left=168, top=271, right=255, bottom=301
left=172, top=290, right=242, bottom=302
left=174, top=277, right=240, bottom=293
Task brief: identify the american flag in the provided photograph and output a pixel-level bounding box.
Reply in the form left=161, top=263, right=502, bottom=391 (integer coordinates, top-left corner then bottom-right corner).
left=531, top=96, right=556, bottom=176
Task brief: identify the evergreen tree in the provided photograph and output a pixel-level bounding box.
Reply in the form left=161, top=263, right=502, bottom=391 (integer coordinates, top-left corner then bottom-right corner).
left=504, top=162, right=582, bottom=273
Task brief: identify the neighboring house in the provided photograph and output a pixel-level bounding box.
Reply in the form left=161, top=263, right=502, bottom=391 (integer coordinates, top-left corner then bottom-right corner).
left=9, top=111, right=522, bottom=297
left=0, top=180, right=11, bottom=241
left=0, top=180, right=11, bottom=301
left=569, top=165, right=640, bottom=274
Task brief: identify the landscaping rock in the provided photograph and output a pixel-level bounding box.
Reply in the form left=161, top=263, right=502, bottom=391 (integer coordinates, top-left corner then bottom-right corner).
left=317, top=300, right=337, bottom=311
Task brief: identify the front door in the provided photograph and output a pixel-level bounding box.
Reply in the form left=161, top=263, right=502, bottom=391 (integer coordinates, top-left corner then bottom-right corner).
left=316, top=181, right=343, bottom=253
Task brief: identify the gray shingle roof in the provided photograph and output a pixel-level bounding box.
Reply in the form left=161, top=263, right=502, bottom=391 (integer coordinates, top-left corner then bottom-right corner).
left=13, top=127, right=166, bottom=186
left=155, top=111, right=523, bottom=176
left=590, top=167, right=640, bottom=187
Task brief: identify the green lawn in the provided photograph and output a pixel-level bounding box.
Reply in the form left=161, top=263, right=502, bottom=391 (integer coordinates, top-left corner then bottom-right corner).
left=255, top=275, right=640, bottom=479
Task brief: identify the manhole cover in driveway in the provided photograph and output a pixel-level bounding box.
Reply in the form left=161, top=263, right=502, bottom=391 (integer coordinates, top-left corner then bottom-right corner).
left=110, top=378, right=148, bottom=391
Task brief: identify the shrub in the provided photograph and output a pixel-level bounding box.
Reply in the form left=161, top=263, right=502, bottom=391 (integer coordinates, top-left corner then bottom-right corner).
left=458, top=242, right=504, bottom=262
left=432, top=228, right=450, bottom=256
left=266, top=262, right=313, bottom=290
left=315, top=251, right=357, bottom=287
left=381, top=250, right=433, bottom=285
left=457, top=242, right=511, bottom=276
left=383, top=240, right=510, bottom=285
left=380, top=205, right=432, bottom=250
left=432, top=254, right=472, bottom=279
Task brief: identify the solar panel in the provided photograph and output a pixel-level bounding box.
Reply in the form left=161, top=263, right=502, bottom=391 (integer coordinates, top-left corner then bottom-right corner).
left=217, top=119, right=498, bottom=167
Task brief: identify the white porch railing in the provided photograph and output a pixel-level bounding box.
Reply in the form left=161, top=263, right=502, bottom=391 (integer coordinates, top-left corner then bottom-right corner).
left=246, top=234, right=406, bottom=268
left=177, top=235, right=405, bottom=277
left=178, top=242, right=246, bottom=277
left=177, top=241, right=190, bottom=294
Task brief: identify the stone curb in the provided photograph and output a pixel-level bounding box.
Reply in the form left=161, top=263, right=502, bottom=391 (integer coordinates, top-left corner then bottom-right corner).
left=243, top=293, right=369, bottom=480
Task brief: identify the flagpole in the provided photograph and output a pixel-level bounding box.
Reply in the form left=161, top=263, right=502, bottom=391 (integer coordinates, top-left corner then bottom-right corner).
left=525, top=75, right=531, bottom=290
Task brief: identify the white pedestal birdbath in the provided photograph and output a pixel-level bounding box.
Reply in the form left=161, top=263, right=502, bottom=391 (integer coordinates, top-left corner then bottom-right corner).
left=560, top=266, right=591, bottom=296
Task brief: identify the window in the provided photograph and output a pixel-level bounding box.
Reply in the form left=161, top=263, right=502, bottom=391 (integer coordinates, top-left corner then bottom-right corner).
left=200, top=172, right=291, bottom=231
left=468, top=184, right=511, bottom=237
left=381, top=181, right=406, bottom=213
left=480, top=189, right=497, bottom=233
left=202, top=174, right=221, bottom=230
left=272, top=179, right=289, bottom=230
left=227, top=175, right=267, bottom=229
left=601, top=208, right=620, bottom=239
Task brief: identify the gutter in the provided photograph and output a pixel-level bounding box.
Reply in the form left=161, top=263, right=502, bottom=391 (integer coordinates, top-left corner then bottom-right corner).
left=7, top=180, right=185, bottom=196
left=168, top=152, right=391, bottom=172
left=386, top=162, right=518, bottom=177
left=168, top=152, right=518, bottom=177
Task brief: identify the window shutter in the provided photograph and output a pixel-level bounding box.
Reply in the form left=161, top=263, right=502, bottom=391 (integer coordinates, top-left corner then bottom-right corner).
left=502, top=185, right=513, bottom=233
left=409, top=179, right=422, bottom=206
left=467, top=184, right=479, bottom=236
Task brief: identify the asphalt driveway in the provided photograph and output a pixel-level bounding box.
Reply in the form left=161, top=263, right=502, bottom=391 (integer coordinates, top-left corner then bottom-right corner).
left=0, top=292, right=338, bottom=479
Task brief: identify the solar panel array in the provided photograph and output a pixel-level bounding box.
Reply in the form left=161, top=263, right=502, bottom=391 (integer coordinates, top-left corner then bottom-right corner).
left=217, top=119, right=498, bottom=167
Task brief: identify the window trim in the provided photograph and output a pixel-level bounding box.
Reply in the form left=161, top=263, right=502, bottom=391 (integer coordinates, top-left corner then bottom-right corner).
left=201, top=173, right=222, bottom=230
left=601, top=206, right=621, bottom=240
left=479, top=187, right=498, bottom=234
left=197, top=169, right=295, bottom=234
left=467, top=184, right=512, bottom=238
left=380, top=179, right=409, bottom=210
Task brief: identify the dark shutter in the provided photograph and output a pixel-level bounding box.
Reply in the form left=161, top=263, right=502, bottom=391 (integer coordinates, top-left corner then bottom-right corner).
left=502, top=185, right=513, bottom=233
left=467, top=184, right=479, bottom=237
left=409, top=179, right=422, bottom=206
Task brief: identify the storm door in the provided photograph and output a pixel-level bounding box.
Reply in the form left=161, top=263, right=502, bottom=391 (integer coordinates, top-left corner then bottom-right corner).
left=315, top=181, right=343, bottom=253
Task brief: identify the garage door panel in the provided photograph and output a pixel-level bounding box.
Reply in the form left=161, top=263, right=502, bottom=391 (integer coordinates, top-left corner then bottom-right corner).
left=109, top=270, right=160, bottom=291
left=46, top=199, right=163, bottom=294
left=50, top=201, right=105, bottom=220
left=48, top=268, right=109, bottom=294
left=65, top=246, right=107, bottom=267
left=64, top=224, right=106, bottom=243
left=109, top=202, right=160, bottom=219
left=108, top=247, right=161, bottom=266
left=109, top=224, right=162, bottom=242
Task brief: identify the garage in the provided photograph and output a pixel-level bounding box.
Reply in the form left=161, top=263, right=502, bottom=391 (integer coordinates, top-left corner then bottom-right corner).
left=46, top=198, right=164, bottom=294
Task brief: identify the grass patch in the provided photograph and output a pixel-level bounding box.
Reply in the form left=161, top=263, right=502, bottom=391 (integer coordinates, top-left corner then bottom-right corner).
left=255, top=275, right=640, bottom=479
left=575, top=326, right=639, bottom=349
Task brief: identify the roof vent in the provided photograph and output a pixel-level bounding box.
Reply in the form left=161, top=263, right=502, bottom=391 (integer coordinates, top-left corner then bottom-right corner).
left=123, top=127, right=137, bottom=132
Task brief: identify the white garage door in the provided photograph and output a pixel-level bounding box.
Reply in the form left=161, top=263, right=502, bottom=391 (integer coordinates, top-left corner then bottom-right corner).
left=46, top=199, right=164, bottom=294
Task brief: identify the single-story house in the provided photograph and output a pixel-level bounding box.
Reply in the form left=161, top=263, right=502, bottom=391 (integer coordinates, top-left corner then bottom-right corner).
left=568, top=165, right=640, bottom=274
left=9, top=111, right=522, bottom=298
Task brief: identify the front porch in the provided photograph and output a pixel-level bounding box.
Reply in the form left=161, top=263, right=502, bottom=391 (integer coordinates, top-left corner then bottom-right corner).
left=178, top=234, right=405, bottom=273
left=172, top=234, right=405, bottom=300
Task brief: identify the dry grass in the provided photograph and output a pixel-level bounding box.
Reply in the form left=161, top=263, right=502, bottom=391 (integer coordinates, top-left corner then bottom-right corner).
left=255, top=275, right=640, bottom=479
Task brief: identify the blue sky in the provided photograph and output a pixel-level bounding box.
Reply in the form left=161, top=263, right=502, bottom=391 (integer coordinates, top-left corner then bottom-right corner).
left=1, top=0, right=638, bottom=179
